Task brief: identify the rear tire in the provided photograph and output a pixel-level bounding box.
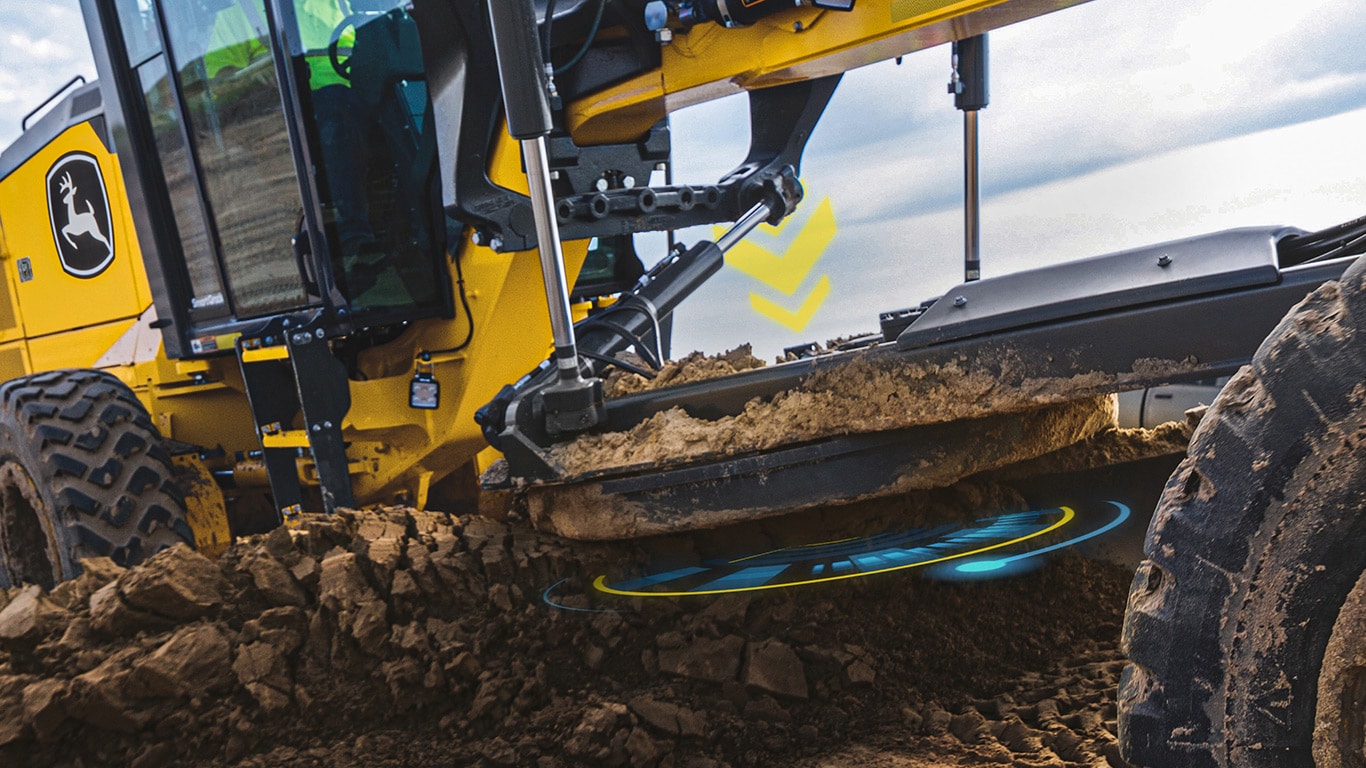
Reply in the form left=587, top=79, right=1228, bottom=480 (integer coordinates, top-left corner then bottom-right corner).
left=0, top=369, right=194, bottom=589
left=1119, top=256, right=1366, bottom=767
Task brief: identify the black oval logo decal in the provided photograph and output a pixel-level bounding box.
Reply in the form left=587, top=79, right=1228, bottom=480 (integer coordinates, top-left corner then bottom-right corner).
left=47, top=152, right=115, bottom=278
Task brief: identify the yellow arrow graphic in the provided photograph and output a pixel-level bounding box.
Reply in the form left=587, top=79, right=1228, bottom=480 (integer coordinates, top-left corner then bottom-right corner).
left=750, top=275, right=832, bottom=332
left=721, top=197, right=837, bottom=295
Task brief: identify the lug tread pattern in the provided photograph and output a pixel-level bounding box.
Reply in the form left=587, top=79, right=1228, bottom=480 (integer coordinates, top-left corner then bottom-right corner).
left=1120, top=261, right=1366, bottom=768
left=0, top=370, right=193, bottom=571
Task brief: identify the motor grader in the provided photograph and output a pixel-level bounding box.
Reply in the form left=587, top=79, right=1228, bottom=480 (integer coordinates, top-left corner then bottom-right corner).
left=0, top=0, right=1361, bottom=765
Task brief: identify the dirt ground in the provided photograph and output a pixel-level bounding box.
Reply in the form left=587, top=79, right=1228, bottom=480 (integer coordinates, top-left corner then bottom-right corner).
left=0, top=450, right=1160, bottom=768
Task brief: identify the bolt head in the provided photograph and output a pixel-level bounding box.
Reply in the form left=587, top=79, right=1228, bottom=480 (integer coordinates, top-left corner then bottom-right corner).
left=953, top=295, right=968, bottom=308
left=1157, top=254, right=1173, bottom=267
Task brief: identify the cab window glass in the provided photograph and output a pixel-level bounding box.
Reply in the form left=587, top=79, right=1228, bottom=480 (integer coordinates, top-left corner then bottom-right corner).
left=159, top=0, right=307, bottom=317
left=285, top=0, right=445, bottom=316
left=115, top=0, right=162, bottom=66
left=137, top=55, right=226, bottom=313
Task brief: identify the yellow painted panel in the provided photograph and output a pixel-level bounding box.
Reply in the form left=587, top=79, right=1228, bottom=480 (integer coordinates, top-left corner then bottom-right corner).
left=0, top=121, right=145, bottom=339
left=26, top=320, right=134, bottom=373
left=0, top=342, right=29, bottom=382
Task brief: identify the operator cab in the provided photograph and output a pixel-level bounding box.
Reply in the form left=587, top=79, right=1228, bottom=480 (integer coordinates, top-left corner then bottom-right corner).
left=86, top=0, right=451, bottom=354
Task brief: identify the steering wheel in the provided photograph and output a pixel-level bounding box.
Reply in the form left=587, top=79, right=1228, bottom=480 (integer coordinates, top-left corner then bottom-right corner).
left=328, top=12, right=378, bottom=81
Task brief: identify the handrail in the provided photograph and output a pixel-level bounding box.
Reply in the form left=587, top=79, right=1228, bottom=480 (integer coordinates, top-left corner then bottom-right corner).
left=21, top=75, right=87, bottom=132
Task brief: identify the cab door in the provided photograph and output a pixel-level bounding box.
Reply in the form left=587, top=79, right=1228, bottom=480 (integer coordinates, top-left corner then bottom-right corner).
left=107, top=0, right=313, bottom=336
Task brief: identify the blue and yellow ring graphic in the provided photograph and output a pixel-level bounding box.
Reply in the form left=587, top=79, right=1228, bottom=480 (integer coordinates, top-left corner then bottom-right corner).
left=593, top=506, right=1077, bottom=597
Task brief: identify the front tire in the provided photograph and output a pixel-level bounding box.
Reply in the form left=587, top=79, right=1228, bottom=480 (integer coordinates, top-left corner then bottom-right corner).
left=0, top=369, right=194, bottom=589
left=1119, top=256, right=1366, bottom=767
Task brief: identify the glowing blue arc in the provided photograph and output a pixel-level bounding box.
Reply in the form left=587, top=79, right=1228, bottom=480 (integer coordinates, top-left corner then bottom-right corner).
left=954, top=501, right=1131, bottom=573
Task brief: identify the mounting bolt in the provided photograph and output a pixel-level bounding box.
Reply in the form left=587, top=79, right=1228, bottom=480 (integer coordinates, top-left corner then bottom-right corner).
left=656, top=28, right=673, bottom=43
left=323, top=421, right=333, bottom=429
left=311, top=424, right=321, bottom=433
left=793, top=21, right=804, bottom=32
left=472, top=231, right=486, bottom=246
left=315, top=328, right=325, bottom=338
left=623, top=176, right=636, bottom=189
left=550, top=170, right=561, bottom=180
left=953, top=295, right=968, bottom=308
left=489, top=236, right=503, bottom=251
left=1157, top=254, right=1173, bottom=267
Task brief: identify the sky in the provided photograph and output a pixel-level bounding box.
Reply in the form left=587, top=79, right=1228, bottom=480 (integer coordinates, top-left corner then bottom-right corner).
left=2, top=0, right=1365, bottom=358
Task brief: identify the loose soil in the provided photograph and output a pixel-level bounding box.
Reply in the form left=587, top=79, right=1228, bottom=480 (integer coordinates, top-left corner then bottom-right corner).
left=553, top=348, right=1195, bottom=478
left=0, top=461, right=1164, bottom=767
left=606, top=346, right=767, bottom=398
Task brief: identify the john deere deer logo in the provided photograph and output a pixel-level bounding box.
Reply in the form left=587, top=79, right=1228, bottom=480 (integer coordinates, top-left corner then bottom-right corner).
left=46, top=152, right=115, bottom=278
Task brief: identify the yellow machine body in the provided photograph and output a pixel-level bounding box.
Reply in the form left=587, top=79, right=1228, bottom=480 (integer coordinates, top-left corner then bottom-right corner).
left=0, top=0, right=1083, bottom=525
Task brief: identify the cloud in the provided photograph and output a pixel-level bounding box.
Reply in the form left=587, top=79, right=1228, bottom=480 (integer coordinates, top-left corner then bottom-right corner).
left=671, top=107, right=1366, bottom=359
left=670, top=0, right=1366, bottom=220
left=0, top=0, right=94, bottom=146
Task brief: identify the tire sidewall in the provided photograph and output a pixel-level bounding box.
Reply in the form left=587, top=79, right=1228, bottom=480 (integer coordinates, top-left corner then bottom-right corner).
left=0, top=415, right=82, bottom=586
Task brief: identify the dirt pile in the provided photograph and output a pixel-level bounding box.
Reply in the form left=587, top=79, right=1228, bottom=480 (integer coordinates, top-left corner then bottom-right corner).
left=605, top=345, right=767, bottom=398
left=0, top=494, right=1140, bottom=768
left=554, top=345, right=1195, bottom=478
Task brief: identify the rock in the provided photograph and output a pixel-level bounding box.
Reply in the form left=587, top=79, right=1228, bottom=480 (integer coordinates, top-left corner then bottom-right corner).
left=119, top=545, right=225, bottom=620
left=745, top=639, right=808, bottom=700
left=245, top=551, right=307, bottom=607
left=319, top=553, right=376, bottom=610
left=69, top=651, right=147, bottom=733
left=49, top=557, right=124, bottom=610
left=348, top=599, right=390, bottom=656
left=264, top=526, right=294, bottom=559
left=21, top=678, right=68, bottom=741
left=0, top=585, right=69, bottom=649
left=699, top=595, right=751, bottom=628
left=628, top=696, right=705, bottom=737
left=289, top=556, right=320, bottom=589
left=845, top=659, right=876, bottom=686
left=481, top=546, right=513, bottom=584
left=921, top=704, right=952, bottom=735
left=565, top=703, right=628, bottom=757
left=448, top=651, right=482, bottom=683
left=234, top=640, right=290, bottom=690
left=742, top=695, right=790, bottom=723
left=382, top=656, right=424, bottom=702
left=234, top=641, right=292, bottom=713
left=131, top=623, right=232, bottom=698
left=390, top=569, right=420, bottom=600
left=366, top=537, right=405, bottom=588
left=625, top=726, right=664, bottom=767
left=950, top=709, right=990, bottom=743
left=659, top=635, right=744, bottom=684
left=88, top=581, right=160, bottom=637
left=488, top=583, right=513, bottom=612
